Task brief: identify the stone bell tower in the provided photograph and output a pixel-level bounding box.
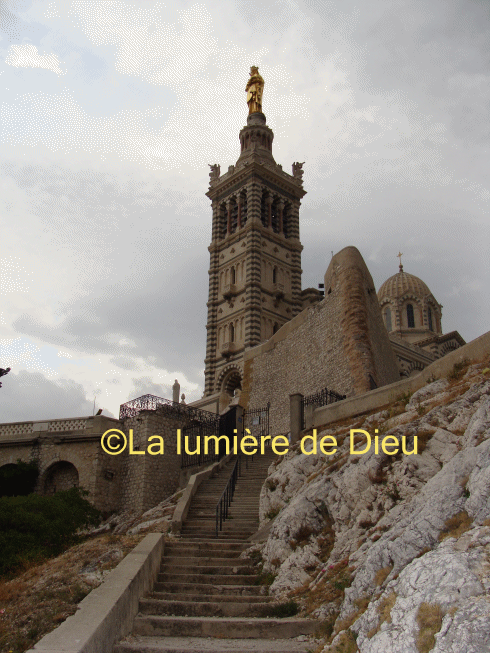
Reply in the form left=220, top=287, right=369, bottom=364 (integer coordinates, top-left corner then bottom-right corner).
left=203, top=66, right=306, bottom=406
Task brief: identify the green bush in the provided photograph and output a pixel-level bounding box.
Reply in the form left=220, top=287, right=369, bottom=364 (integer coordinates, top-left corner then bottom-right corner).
left=0, top=488, right=100, bottom=576
left=0, top=459, right=39, bottom=497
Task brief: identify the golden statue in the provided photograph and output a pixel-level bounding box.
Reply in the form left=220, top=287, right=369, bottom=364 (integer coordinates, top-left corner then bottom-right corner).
left=246, top=66, right=264, bottom=114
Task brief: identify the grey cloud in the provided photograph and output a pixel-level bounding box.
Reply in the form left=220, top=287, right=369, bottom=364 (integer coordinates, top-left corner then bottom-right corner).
left=129, top=377, right=172, bottom=400
left=0, top=370, right=114, bottom=422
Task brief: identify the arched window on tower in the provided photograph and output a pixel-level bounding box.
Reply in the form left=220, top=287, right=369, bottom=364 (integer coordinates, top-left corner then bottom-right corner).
left=428, top=307, right=433, bottom=331
left=260, top=191, right=268, bottom=227
left=230, top=323, right=235, bottom=342
left=271, top=198, right=280, bottom=233
left=272, top=266, right=277, bottom=284
left=407, top=304, right=415, bottom=328
left=230, top=266, right=236, bottom=285
left=384, top=308, right=392, bottom=331
left=283, top=203, right=290, bottom=238
left=273, top=322, right=279, bottom=335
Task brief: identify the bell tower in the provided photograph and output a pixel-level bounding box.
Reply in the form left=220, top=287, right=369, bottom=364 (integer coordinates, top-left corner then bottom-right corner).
left=203, top=67, right=306, bottom=404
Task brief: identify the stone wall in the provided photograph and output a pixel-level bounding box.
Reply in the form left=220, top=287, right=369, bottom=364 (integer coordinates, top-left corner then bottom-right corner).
left=241, top=247, right=400, bottom=435
left=119, top=408, right=186, bottom=514
left=0, top=415, right=125, bottom=513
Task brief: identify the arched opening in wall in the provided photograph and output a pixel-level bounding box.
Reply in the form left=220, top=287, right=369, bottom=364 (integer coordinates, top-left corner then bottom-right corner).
left=229, top=323, right=235, bottom=342
left=230, top=199, right=238, bottom=233
left=283, top=203, right=291, bottom=238
left=406, top=304, right=415, bottom=328
left=43, top=461, right=79, bottom=496
left=273, top=322, right=279, bottom=335
left=219, top=203, right=227, bottom=239
left=230, top=266, right=236, bottom=285
left=272, top=266, right=277, bottom=284
left=260, top=191, right=268, bottom=227
left=0, top=461, right=39, bottom=497
left=428, top=307, right=433, bottom=331
left=271, top=198, right=280, bottom=233
left=384, top=307, right=392, bottom=331
left=240, top=191, right=248, bottom=227
left=221, top=369, right=242, bottom=398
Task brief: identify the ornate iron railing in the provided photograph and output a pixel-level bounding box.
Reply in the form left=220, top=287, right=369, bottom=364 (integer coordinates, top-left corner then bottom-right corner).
left=243, top=402, right=270, bottom=439
left=301, top=387, right=346, bottom=429
left=119, top=394, right=219, bottom=424
left=180, top=421, right=222, bottom=469
left=216, top=455, right=241, bottom=537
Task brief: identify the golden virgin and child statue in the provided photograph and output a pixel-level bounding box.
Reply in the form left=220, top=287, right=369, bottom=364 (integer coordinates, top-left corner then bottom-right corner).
left=246, top=66, right=264, bottom=114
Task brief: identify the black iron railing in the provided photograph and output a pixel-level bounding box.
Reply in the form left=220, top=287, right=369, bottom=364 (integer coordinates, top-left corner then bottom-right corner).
left=180, top=421, right=223, bottom=469
left=216, top=456, right=241, bottom=537
left=119, top=394, right=219, bottom=424
left=243, top=403, right=270, bottom=439
left=301, top=387, right=346, bottom=429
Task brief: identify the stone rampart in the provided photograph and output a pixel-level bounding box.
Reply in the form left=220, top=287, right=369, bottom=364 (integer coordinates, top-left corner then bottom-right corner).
left=241, top=247, right=400, bottom=435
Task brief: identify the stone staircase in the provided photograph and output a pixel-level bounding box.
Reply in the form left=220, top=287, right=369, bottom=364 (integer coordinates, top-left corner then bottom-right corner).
left=113, top=449, right=316, bottom=652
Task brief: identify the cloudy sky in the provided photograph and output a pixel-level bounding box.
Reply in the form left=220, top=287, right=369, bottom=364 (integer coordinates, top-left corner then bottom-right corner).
left=0, top=0, right=488, bottom=422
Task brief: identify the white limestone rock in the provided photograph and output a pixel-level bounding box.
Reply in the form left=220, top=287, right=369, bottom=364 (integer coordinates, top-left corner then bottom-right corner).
left=352, top=528, right=490, bottom=653
left=406, top=379, right=449, bottom=410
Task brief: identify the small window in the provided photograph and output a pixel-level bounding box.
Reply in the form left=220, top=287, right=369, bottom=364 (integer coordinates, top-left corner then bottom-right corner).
left=272, top=267, right=277, bottom=284
left=407, top=304, right=415, bottom=328
left=230, top=324, right=235, bottom=342
left=428, top=307, right=433, bottom=331
left=273, top=322, right=279, bottom=335
left=231, top=266, right=236, bottom=285
left=385, top=308, right=392, bottom=331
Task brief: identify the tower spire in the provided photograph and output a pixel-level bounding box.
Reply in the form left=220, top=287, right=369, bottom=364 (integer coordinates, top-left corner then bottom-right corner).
left=397, top=251, right=404, bottom=272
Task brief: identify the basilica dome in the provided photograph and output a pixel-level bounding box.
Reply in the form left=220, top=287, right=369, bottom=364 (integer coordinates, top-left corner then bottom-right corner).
left=377, top=262, right=442, bottom=343
left=377, top=270, right=432, bottom=303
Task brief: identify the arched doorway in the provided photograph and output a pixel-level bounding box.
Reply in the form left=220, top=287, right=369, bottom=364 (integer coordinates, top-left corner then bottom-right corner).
left=43, top=461, right=79, bottom=495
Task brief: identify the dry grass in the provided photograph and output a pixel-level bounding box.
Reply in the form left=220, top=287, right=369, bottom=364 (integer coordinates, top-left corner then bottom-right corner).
left=438, top=511, right=473, bottom=541
left=324, top=629, right=359, bottom=652
left=415, top=430, right=434, bottom=454
left=0, top=532, right=146, bottom=653
left=334, top=595, right=370, bottom=635
left=416, top=602, right=443, bottom=652
left=447, top=359, right=471, bottom=383
left=374, top=565, right=393, bottom=586
left=366, top=591, right=397, bottom=639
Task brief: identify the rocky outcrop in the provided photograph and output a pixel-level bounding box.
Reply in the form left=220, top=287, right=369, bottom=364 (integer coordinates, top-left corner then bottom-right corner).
left=246, top=360, right=490, bottom=652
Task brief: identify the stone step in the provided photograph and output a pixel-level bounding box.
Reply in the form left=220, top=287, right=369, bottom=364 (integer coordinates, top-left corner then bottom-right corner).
left=149, top=592, right=272, bottom=603
left=165, top=542, right=247, bottom=552
left=139, top=598, right=275, bottom=618
left=161, top=556, right=251, bottom=567
left=131, top=616, right=317, bottom=639
left=160, top=564, right=254, bottom=575
left=183, top=520, right=258, bottom=528
left=114, top=635, right=312, bottom=652
left=157, top=572, right=258, bottom=585
left=153, top=582, right=266, bottom=596
left=179, top=530, right=257, bottom=538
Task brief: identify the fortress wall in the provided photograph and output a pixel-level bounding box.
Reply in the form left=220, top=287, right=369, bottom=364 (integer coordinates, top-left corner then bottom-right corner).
left=119, top=409, right=186, bottom=513
left=242, top=247, right=400, bottom=435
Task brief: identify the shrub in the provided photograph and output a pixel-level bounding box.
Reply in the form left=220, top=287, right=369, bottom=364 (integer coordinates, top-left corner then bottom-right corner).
left=447, top=359, right=470, bottom=382
left=0, top=488, right=100, bottom=576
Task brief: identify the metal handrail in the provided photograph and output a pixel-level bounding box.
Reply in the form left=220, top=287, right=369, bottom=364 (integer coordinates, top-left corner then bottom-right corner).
left=215, top=456, right=241, bottom=537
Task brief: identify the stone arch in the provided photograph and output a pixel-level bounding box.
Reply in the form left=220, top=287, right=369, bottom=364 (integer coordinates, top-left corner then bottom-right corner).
left=217, top=365, right=243, bottom=398
left=43, top=461, right=79, bottom=495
